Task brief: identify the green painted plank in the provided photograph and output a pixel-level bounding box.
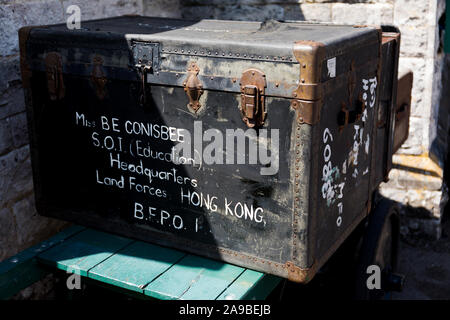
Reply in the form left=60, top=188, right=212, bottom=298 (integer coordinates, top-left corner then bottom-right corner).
left=216, top=269, right=264, bottom=300
left=37, top=229, right=133, bottom=277
left=216, top=269, right=281, bottom=300
left=144, top=254, right=244, bottom=300
left=0, top=225, right=85, bottom=300
left=88, top=241, right=186, bottom=293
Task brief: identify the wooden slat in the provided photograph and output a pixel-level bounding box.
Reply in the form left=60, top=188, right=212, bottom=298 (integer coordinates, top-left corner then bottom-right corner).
left=37, top=229, right=133, bottom=276
left=87, top=241, right=186, bottom=293
left=2, top=225, right=279, bottom=300
left=144, top=254, right=244, bottom=300
left=0, top=225, right=85, bottom=300
left=216, top=269, right=281, bottom=300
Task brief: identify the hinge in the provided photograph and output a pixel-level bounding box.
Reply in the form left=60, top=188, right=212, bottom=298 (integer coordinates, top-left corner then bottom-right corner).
left=240, top=69, right=266, bottom=128
left=44, top=52, right=65, bottom=101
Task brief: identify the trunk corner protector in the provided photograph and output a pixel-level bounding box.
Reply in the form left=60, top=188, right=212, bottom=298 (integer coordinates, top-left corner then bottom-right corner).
left=285, top=261, right=317, bottom=283
left=292, top=40, right=325, bottom=126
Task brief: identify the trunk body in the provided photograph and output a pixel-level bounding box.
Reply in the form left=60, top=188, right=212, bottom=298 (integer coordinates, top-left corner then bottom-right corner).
left=20, top=16, right=400, bottom=282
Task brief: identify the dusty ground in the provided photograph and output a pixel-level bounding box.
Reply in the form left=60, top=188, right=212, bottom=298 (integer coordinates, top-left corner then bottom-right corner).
left=392, top=218, right=450, bottom=299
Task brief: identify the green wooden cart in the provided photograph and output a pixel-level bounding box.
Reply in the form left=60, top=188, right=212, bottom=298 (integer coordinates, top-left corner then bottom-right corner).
left=0, top=225, right=281, bottom=300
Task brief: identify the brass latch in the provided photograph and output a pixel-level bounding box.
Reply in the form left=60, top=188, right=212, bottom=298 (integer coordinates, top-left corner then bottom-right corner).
left=243, top=85, right=259, bottom=119
left=240, top=69, right=266, bottom=128
left=183, top=62, right=203, bottom=112
left=44, top=52, right=65, bottom=100
left=183, top=62, right=203, bottom=113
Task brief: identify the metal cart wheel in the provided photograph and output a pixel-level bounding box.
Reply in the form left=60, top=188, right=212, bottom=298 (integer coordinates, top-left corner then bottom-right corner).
left=353, top=197, right=405, bottom=300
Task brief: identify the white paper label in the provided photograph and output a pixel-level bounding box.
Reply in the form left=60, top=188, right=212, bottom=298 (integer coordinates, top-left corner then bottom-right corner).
left=327, top=57, right=336, bottom=78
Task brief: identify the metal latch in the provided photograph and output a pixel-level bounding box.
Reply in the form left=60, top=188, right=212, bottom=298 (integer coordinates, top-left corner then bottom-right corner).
left=240, top=69, right=266, bottom=128
left=243, top=85, right=259, bottom=120
left=45, top=52, right=65, bottom=100
left=132, top=42, right=158, bottom=106
left=183, top=62, right=203, bottom=112
left=91, top=56, right=107, bottom=100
